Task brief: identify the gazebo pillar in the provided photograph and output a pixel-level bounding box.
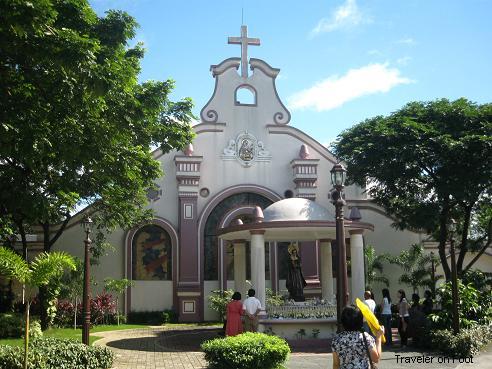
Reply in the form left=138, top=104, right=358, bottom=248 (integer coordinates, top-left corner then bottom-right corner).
left=250, top=230, right=266, bottom=310
left=319, top=239, right=334, bottom=302
left=233, top=239, right=247, bottom=295
left=349, top=230, right=365, bottom=302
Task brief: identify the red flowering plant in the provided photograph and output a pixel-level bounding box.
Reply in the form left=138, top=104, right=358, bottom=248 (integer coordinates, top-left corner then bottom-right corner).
left=90, top=293, right=117, bottom=325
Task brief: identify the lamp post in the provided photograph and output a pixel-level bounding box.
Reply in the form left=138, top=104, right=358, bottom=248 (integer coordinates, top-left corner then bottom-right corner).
left=448, top=218, right=460, bottom=334
left=82, top=216, right=93, bottom=345
left=330, top=163, right=349, bottom=331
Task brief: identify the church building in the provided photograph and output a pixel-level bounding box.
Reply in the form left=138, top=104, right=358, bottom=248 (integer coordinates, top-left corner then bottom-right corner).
left=49, top=26, right=491, bottom=322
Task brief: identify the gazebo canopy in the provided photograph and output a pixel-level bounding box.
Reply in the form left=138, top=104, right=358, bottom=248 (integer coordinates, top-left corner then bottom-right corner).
left=218, top=198, right=373, bottom=241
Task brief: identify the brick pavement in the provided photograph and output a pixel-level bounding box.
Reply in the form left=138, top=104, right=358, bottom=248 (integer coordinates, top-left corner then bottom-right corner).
left=95, top=326, right=492, bottom=369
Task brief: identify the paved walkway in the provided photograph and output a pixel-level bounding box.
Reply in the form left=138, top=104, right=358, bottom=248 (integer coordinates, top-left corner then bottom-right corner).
left=94, top=326, right=492, bottom=369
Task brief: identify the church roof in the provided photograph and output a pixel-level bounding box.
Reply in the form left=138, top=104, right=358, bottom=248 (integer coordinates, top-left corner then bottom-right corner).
left=263, top=198, right=334, bottom=222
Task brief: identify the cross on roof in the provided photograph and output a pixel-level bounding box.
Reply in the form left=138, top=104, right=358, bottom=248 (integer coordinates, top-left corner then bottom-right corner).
left=228, top=25, right=260, bottom=78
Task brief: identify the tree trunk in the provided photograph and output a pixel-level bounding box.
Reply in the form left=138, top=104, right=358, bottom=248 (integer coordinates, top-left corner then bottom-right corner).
left=456, top=204, right=473, bottom=274
left=40, top=224, right=51, bottom=330
left=438, top=203, right=452, bottom=281
left=23, top=301, right=30, bottom=369
left=74, top=296, right=77, bottom=330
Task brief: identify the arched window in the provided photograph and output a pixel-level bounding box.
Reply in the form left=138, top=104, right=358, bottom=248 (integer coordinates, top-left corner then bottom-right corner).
left=204, top=192, right=272, bottom=280
left=235, top=85, right=256, bottom=105
left=132, top=224, right=172, bottom=280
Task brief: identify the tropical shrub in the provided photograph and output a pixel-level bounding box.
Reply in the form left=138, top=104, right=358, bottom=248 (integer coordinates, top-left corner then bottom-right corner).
left=0, top=314, right=42, bottom=339
left=90, top=293, right=117, bottom=325
left=55, top=293, right=118, bottom=327
left=430, top=281, right=490, bottom=329
left=428, top=325, right=492, bottom=358
left=0, top=337, right=114, bottom=369
left=201, top=332, right=290, bottom=369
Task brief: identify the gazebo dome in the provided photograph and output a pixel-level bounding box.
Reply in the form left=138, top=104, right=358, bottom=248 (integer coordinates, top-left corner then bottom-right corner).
left=263, top=198, right=334, bottom=222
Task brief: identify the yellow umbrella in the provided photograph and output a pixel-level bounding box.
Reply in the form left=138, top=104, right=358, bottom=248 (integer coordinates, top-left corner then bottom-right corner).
left=355, top=298, right=386, bottom=343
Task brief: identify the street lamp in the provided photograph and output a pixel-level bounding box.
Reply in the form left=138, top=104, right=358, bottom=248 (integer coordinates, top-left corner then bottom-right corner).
left=82, top=216, right=93, bottom=345
left=330, top=163, right=349, bottom=331
left=448, top=218, right=460, bottom=334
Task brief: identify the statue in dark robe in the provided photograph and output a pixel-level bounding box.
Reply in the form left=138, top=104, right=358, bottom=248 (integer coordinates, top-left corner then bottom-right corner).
left=286, top=242, right=307, bottom=302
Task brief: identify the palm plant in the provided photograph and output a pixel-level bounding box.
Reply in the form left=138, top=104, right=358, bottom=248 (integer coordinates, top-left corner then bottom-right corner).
left=389, top=243, right=442, bottom=293
left=364, top=245, right=390, bottom=289
left=0, top=247, right=76, bottom=369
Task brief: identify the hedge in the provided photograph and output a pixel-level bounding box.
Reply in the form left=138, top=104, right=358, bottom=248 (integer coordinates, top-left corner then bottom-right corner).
left=127, top=309, right=178, bottom=325
left=201, top=332, right=290, bottom=369
left=0, top=337, right=114, bottom=369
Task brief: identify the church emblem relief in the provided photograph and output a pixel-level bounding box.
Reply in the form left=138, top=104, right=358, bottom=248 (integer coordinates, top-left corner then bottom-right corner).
left=221, top=131, right=271, bottom=167
left=238, top=137, right=254, bottom=161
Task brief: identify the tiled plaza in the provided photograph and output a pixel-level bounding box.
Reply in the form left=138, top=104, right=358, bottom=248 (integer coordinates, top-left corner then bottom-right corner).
left=94, top=326, right=492, bottom=369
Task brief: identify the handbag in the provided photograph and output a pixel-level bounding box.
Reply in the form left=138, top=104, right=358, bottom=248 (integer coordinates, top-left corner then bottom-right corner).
left=361, top=331, right=378, bottom=369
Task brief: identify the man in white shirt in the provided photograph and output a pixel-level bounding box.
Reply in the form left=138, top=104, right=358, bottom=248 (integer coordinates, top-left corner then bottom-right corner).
left=242, top=288, right=262, bottom=332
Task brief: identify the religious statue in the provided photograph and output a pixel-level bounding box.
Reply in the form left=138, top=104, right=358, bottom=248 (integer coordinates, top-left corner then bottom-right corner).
left=238, top=138, right=254, bottom=162
left=257, top=141, right=270, bottom=157
left=223, top=139, right=236, bottom=157
left=286, top=242, right=307, bottom=302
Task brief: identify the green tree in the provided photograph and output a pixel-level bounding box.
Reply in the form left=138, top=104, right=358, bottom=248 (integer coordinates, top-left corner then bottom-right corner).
left=389, top=244, right=442, bottom=293
left=104, top=277, right=134, bottom=325
left=208, top=289, right=234, bottom=322
left=333, top=98, right=492, bottom=281
left=57, top=257, right=84, bottom=329
left=0, top=0, right=194, bottom=328
left=364, top=245, right=390, bottom=289
left=0, top=247, right=75, bottom=369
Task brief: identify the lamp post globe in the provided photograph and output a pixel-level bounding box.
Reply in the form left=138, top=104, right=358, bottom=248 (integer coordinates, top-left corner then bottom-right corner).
left=330, top=162, right=349, bottom=331
left=330, top=163, right=346, bottom=189
left=82, top=216, right=93, bottom=345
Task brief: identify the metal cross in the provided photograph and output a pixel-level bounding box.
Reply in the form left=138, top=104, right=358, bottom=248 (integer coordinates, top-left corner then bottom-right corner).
left=228, top=25, right=260, bottom=78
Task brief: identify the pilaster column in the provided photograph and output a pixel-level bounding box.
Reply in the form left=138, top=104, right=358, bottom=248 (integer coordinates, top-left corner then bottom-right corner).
left=350, top=230, right=365, bottom=302
left=174, top=146, right=203, bottom=322
left=250, top=230, right=266, bottom=310
left=319, top=239, right=334, bottom=302
left=233, top=240, right=247, bottom=295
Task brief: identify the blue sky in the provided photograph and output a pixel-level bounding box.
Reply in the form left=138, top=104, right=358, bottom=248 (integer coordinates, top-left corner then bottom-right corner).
left=90, top=0, right=492, bottom=147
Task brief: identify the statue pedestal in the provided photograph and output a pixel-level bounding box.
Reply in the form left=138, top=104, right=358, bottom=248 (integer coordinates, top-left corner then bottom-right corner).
left=258, top=317, right=337, bottom=339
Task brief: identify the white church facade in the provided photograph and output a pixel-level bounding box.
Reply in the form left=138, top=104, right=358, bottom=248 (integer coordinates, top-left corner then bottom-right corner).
left=47, top=26, right=491, bottom=322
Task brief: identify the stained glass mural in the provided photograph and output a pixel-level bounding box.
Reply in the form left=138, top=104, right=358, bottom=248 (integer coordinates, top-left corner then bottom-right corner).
left=132, top=225, right=172, bottom=280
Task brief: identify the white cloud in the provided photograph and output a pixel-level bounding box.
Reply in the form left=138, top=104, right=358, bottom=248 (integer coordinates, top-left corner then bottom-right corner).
left=397, top=56, right=412, bottom=66
left=288, top=63, right=413, bottom=112
left=368, top=49, right=383, bottom=56
left=397, top=37, right=416, bottom=45
left=310, top=0, right=364, bottom=36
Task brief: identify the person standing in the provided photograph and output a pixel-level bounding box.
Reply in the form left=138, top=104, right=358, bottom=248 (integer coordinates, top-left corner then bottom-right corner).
left=380, top=288, right=393, bottom=346
left=363, top=290, right=376, bottom=335
left=422, top=290, right=433, bottom=315
left=243, top=288, right=261, bottom=332
left=331, top=305, right=384, bottom=369
left=397, top=289, right=410, bottom=347
left=225, top=292, right=243, bottom=336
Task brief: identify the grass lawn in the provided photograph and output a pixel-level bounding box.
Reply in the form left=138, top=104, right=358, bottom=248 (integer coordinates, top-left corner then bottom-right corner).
left=0, top=324, right=148, bottom=347
left=0, top=322, right=221, bottom=347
